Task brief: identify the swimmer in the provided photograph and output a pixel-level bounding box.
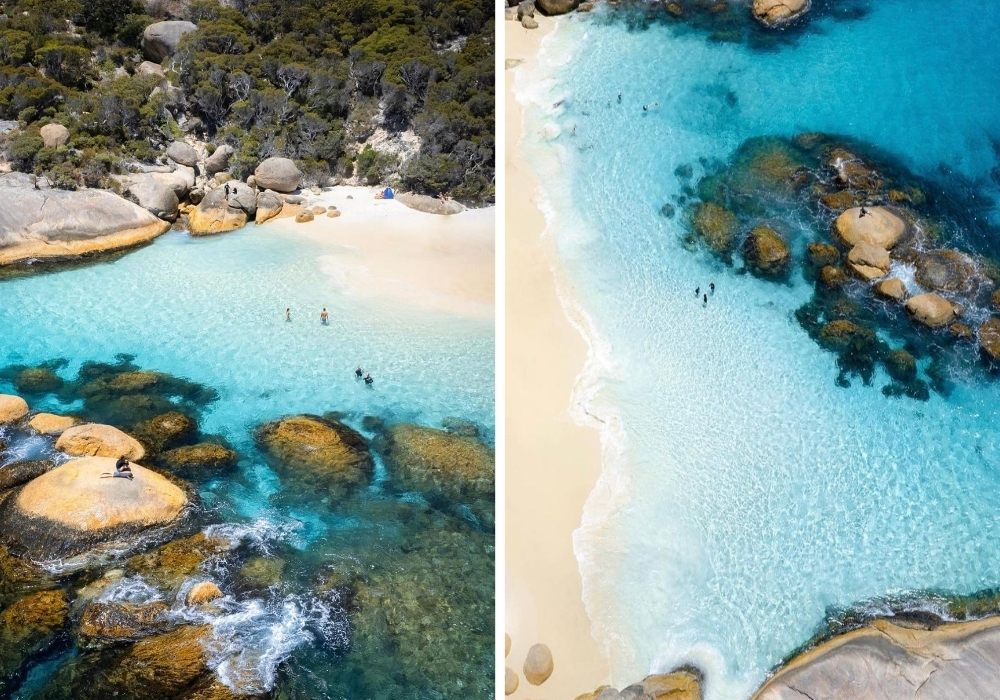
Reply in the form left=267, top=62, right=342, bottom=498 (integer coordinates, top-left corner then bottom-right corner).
left=364, top=373, right=373, bottom=386
left=355, top=366, right=364, bottom=378
left=285, top=308, right=291, bottom=322
left=320, top=308, right=329, bottom=325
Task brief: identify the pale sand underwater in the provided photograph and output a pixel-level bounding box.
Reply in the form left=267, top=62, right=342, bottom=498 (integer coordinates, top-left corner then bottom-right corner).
left=505, top=14, right=610, bottom=700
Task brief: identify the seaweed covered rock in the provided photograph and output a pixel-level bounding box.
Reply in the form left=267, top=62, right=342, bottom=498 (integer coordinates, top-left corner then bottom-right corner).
left=846, top=243, right=891, bottom=282
left=379, top=424, right=495, bottom=504
left=723, top=137, right=810, bottom=199
left=0, top=457, right=187, bottom=560
left=159, top=444, right=237, bottom=475
left=979, top=318, right=1000, bottom=365
left=56, top=423, right=146, bottom=460
left=0, top=395, right=28, bottom=425
left=77, top=601, right=171, bottom=648
left=824, top=147, right=882, bottom=193
left=132, top=413, right=197, bottom=454
left=124, top=532, right=230, bottom=591
left=743, top=225, right=790, bottom=277
left=28, top=413, right=78, bottom=435
left=818, top=320, right=876, bottom=352
left=752, top=0, right=809, bottom=27
left=0, top=589, right=69, bottom=694
left=255, top=415, right=373, bottom=497
left=885, top=349, right=917, bottom=383
left=237, top=556, right=284, bottom=591
left=905, top=294, right=960, bottom=329
left=691, top=202, right=739, bottom=254
left=14, top=367, right=63, bottom=394
left=807, top=243, right=840, bottom=268
left=913, top=249, right=982, bottom=295
left=834, top=207, right=906, bottom=249
left=0, top=460, right=54, bottom=492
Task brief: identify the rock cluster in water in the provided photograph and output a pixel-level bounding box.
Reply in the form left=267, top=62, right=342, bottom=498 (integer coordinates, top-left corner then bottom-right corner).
left=683, top=133, right=1000, bottom=398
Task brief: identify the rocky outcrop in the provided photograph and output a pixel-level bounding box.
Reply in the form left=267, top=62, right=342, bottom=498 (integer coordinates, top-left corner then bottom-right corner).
left=0, top=188, right=169, bottom=267
left=0, top=589, right=69, bottom=694
left=77, top=601, right=170, bottom=648
left=253, top=157, right=302, bottom=193
left=846, top=242, right=890, bottom=281
left=126, top=175, right=179, bottom=221
left=28, top=413, right=78, bottom=435
left=905, top=293, right=961, bottom=329
left=0, top=395, right=28, bottom=424
left=137, top=60, right=164, bottom=76
left=0, top=457, right=187, bottom=559
left=256, top=415, right=373, bottom=497
left=979, top=318, right=1000, bottom=364
left=743, top=225, right=790, bottom=277
left=575, top=671, right=702, bottom=700
left=141, top=21, right=197, bottom=62
left=254, top=189, right=284, bottom=225
left=752, top=0, right=810, bottom=27
left=753, top=618, right=1000, bottom=700
left=0, top=460, right=54, bottom=492
left=395, top=191, right=467, bottom=215
left=874, top=277, right=907, bottom=302
left=56, top=423, right=146, bottom=460
left=204, top=144, right=233, bottom=175
left=165, top=141, right=198, bottom=167
left=378, top=424, right=494, bottom=504
left=39, top=123, right=69, bottom=148
left=834, top=207, right=906, bottom=249
left=187, top=183, right=254, bottom=235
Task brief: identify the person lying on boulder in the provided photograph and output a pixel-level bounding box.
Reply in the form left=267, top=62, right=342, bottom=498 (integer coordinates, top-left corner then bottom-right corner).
left=113, top=456, right=134, bottom=480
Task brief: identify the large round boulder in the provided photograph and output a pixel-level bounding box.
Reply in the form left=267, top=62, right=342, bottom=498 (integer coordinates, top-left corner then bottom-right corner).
left=255, top=415, right=373, bottom=497
left=141, top=21, right=197, bottom=62
left=204, top=144, right=233, bottom=175
left=743, top=225, right=790, bottom=277
left=834, top=207, right=906, bottom=249
left=979, top=318, right=1000, bottom=365
left=253, top=157, right=302, bottom=193
left=905, top=293, right=961, bottom=328
left=846, top=242, right=891, bottom=281
left=0, top=395, right=28, bottom=424
left=379, top=424, right=495, bottom=503
left=523, top=643, right=554, bottom=685
left=27, top=413, right=78, bottom=436
left=752, top=0, right=810, bottom=27
left=913, top=249, right=981, bottom=295
left=535, top=0, right=579, bottom=14
left=126, top=176, right=179, bottom=221
left=874, top=278, right=907, bottom=302
left=0, top=457, right=187, bottom=559
left=165, top=141, right=198, bottom=168
left=255, top=189, right=284, bottom=225
left=56, top=423, right=146, bottom=460
left=39, top=123, right=70, bottom=149
left=186, top=183, right=254, bottom=235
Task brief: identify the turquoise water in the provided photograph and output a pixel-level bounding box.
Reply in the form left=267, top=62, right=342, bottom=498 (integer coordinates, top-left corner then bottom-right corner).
left=517, top=1, right=1000, bottom=697
left=0, top=223, right=494, bottom=697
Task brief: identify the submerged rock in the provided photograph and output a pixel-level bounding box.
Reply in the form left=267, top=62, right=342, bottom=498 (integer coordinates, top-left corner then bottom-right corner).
left=379, top=423, right=495, bottom=504
left=817, top=320, right=876, bottom=352
left=576, top=671, right=702, bottom=700
left=743, top=225, right=791, bottom=277
left=28, top=413, right=77, bottom=435
left=752, top=0, right=809, bottom=27
left=159, top=443, right=237, bottom=474
left=824, top=147, right=882, bottom=193
left=691, top=202, right=739, bottom=254
left=913, top=249, right=982, bottom=295
left=56, top=423, right=146, bottom=460
left=885, top=349, right=917, bottom=383
left=14, top=368, right=63, bottom=394
left=255, top=415, right=373, bottom=497
left=132, top=412, right=196, bottom=454
left=77, top=601, right=171, bottom=648
left=905, top=293, right=961, bottom=329
left=0, top=589, right=69, bottom=694
left=124, top=532, right=230, bottom=591
left=807, top=243, right=840, bottom=268
left=0, top=395, right=28, bottom=424
left=0, top=457, right=187, bottom=560
left=834, top=207, right=906, bottom=249
left=753, top=617, right=1000, bottom=700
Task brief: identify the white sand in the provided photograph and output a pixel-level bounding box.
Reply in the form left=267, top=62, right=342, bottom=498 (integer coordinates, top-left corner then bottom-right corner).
left=271, top=185, right=494, bottom=319
left=505, top=15, right=611, bottom=700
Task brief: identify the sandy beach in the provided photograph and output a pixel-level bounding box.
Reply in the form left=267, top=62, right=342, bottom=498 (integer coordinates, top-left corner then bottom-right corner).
left=269, top=186, right=494, bottom=319
left=505, top=15, right=610, bottom=700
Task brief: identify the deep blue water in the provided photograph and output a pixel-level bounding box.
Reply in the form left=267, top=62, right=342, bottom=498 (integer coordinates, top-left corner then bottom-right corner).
left=516, top=1, right=1000, bottom=697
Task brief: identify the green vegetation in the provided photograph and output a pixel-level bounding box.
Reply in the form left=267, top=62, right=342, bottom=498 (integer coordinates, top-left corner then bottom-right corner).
left=0, top=0, right=493, bottom=203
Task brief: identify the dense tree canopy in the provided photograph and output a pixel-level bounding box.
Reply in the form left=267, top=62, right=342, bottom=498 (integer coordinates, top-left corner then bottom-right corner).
left=0, top=0, right=494, bottom=202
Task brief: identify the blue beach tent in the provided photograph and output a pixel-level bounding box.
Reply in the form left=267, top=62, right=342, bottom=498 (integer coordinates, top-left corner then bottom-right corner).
left=383, top=187, right=394, bottom=199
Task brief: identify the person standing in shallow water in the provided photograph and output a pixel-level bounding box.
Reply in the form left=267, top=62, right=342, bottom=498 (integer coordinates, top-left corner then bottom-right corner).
left=355, top=366, right=364, bottom=378
left=703, top=293, right=708, bottom=306
left=320, top=308, right=329, bottom=325
left=364, top=373, right=373, bottom=386
left=285, top=308, right=291, bottom=322
left=710, top=282, right=715, bottom=295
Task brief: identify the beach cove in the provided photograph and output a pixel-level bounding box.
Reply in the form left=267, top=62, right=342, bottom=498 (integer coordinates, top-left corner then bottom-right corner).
left=0, top=189, right=495, bottom=699
left=510, top=1, right=1000, bottom=698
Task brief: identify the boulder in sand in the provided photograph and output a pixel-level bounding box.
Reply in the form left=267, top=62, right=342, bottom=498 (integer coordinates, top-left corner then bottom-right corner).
left=255, top=190, right=284, bottom=225
left=905, top=293, right=961, bottom=328
left=295, top=211, right=314, bottom=223
left=56, top=423, right=145, bottom=460
left=523, top=642, right=554, bottom=685
left=0, top=188, right=169, bottom=267
left=39, top=123, right=69, bottom=148
left=846, top=242, right=890, bottom=281
left=834, top=207, right=906, bottom=249
left=253, top=157, right=301, bottom=193
left=379, top=423, right=495, bottom=504
left=0, top=395, right=28, bottom=424
left=165, top=141, right=198, bottom=168
left=256, top=415, right=373, bottom=497
left=752, top=0, right=810, bottom=27
left=505, top=667, right=519, bottom=694
left=535, top=0, right=579, bottom=14
left=141, top=21, right=197, bottom=62
left=0, top=457, right=186, bottom=559
left=395, top=191, right=467, bottom=215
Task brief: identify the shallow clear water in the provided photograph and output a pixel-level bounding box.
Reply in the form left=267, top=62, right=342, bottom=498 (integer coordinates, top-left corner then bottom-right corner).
left=0, top=223, right=494, bottom=697
left=517, top=1, right=1000, bottom=697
